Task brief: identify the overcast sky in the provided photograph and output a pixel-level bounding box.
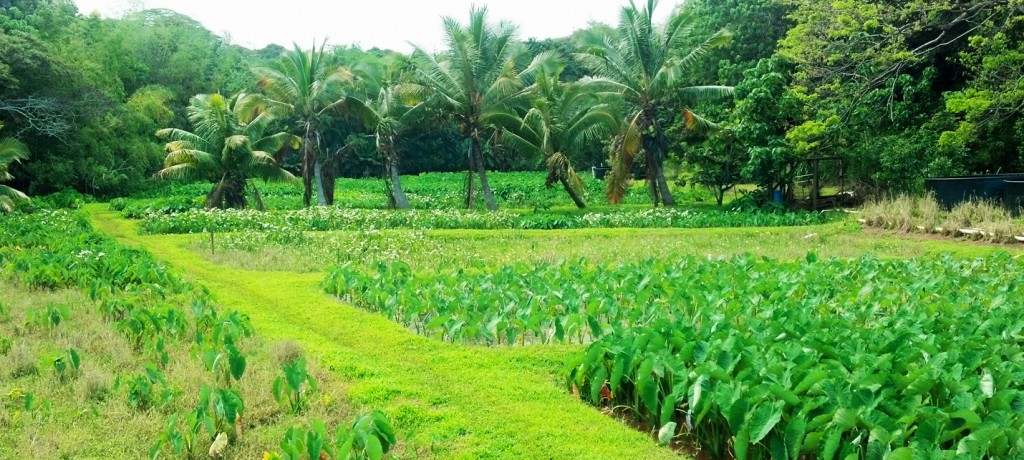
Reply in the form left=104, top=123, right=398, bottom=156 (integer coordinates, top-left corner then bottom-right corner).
left=72, top=0, right=677, bottom=53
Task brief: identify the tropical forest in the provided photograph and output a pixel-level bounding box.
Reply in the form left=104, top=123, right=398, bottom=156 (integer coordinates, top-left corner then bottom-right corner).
left=2, top=0, right=1024, bottom=458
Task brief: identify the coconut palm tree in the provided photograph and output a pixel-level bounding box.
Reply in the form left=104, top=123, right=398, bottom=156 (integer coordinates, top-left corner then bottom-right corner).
left=0, top=122, right=30, bottom=212
left=253, top=42, right=350, bottom=207
left=155, top=93, right=298, bottom=210
left=412, top=6, right=554, bottom=211
left=335, top=60, right=428, bottom=209
left=497, top=69, right=620, bottom=208
left=577, top=0, right=733, bottom=206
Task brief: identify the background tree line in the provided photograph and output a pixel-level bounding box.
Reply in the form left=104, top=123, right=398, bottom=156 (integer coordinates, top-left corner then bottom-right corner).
left=1, top=0, right=1021, bottom=205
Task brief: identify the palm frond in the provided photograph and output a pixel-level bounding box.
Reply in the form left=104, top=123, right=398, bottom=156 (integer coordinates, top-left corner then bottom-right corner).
left=606, top=113, right=643, bottom=204
left=677, top=28, right=733, bottom=73
left=0, top=137, right=30, bottom=166
left=676, top=85, right=734, bottom=102
left=682, top=108, right=722, bottom=133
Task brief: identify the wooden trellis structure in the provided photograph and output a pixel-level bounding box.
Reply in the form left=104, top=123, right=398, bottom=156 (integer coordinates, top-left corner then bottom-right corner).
left=793, top=156, right=850, bottom=210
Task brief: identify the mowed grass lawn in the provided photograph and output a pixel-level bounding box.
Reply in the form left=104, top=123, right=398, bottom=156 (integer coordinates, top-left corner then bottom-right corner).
left=80, top=204, right=1021, bottom=458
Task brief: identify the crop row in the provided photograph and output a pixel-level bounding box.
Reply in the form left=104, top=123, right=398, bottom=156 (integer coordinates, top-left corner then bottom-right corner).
left=324, top=254, right=1024, bottom=458
left=111, top=172, right=671, bottom=215
left=140, top=206, right=834, bottom=234
left=0, top=211, right=394, bottom=459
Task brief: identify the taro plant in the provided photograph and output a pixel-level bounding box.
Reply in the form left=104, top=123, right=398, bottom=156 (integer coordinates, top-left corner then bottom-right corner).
left=265, top=411, right=396, bottom=460
left=273, top=357, right=317, bottom=413
left=52, top=348, right=81, bottom=382
left=203, top=342, right=247, bottom=387
left=126, top=364, right=174, bottom=411
left=150, top=385, right=244, bottom=459
left=25, top=302, right=69, bottom=331
left=337, top=410, right=397, bottom=460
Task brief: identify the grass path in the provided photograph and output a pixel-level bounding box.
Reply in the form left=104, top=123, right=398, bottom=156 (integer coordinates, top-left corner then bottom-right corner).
left=85, top=204, right=678, bottom=459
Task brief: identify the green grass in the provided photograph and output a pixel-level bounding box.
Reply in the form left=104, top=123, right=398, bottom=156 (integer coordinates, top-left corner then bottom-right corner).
left=188, top=219, right=1017, bottom=274
left=85, top=204, right=678, bottom=459
left=0, top=278, right=358, bottom=458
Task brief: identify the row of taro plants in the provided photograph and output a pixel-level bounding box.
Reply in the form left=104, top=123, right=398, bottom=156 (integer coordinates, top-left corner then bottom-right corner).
left=139, top=206, right=834, bottom=234
left=109, top=171, right=663, bottom=215
left=0, top=210, right=394, bottom=459
left=325, top=253, right=1024, bottom=458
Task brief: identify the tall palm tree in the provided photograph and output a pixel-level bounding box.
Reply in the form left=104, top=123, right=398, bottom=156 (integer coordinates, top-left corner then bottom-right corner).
left=412, top=6, right=553, bottom=211
left=578, top=0, right=733, bottom=206
left=155, top=93, right=298, bottom=209
left=0, top=122, right=30, bottom=213
left=253, top=42, right=349, bottom=207
left=498, top=69, right=620, bottom=208
left=335, top=60, right=428, bottom=209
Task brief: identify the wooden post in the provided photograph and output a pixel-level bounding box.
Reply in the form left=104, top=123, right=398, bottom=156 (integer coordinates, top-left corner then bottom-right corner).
left=210, top=230, right=215, bottom=255
left=812, top=159, right=820, bottom=210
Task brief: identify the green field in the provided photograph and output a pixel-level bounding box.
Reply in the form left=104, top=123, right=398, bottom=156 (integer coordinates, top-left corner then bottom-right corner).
left=3, top=183, right=1023, bottom=459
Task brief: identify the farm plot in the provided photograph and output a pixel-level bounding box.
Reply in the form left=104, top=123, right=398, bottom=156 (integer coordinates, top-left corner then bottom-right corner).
left=139, top=206, right=836, bottom=234
left=327, top=253, right=1024, bottom=458
left=0, top=210, right=395, bottom=459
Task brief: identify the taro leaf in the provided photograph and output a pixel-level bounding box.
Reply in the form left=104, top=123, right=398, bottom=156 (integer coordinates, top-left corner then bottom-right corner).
left=228, top=346, right=246, bottom=381
left=68, top=348, right=80, bottom=371
left=770, top=433, right=788, bottom=460
left=913, top=417, right=942, bottom=444
left=980, top=372, right=994, bottom=398
left=956, top=423, right=1000, bottom=456
left=821, top=428, right=842, bottom=460
left=610, top=354, right=626, bottom=393
left=784, top=416, right=807, bottom=459
left=273, top=376, right=284, bottom=403
left=372, top=410, right=396, bottom=449
left=727, top=396, right=750, bottom=434
left=657, top=421, right=677, bottom=446
left=832, top=407, right=858, bottom=432
left=590, top=365, right=608, bottom=403
left=366, top=435, right=384, bottom=460
left=637, top=357, right=658, bottom=416
left=794, top=368, right=828, bottom=394
left=885, top=447, right=915, bottom=460
left=1011, top=392, right=1024, bottom=413
left=749, top=401, right=784, bottom=444
left=660, top=388, right=682, bottom=426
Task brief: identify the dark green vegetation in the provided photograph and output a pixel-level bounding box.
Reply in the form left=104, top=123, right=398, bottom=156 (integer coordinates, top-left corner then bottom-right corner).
left=325, top=252, right=1024, bottom=457
left=3, top=0, right=1021, bottom=206
left=4, top=0, right=1024, bottom=458
left=571, top=254, right=1024, bottom=458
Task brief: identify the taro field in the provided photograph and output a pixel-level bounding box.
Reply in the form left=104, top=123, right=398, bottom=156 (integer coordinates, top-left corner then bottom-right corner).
left=2, top=174, right=1024, bottom=459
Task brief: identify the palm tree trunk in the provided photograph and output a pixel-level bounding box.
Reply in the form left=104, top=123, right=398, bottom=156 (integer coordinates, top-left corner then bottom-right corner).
left=314, top=160, right=328, bottom=206
left=206, top=174, right=228, bottom=209
left=389, top=161, right=411, bottom=209
left=250, top=180, right=266, bottom=211
left=465, top=141, right=476, bottom=209
left=472, top=138, right=498, bottom=211
left=652, top=160, right=675, bottom=206
left=302, top=141, right=314, bottom=207
left=653, top=127, right=676, bottom=206
left=558, top=175, right=586, bottom=209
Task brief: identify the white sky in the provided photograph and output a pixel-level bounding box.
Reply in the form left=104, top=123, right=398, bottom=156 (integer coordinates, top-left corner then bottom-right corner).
left=72, top=0, right=677, bottom=53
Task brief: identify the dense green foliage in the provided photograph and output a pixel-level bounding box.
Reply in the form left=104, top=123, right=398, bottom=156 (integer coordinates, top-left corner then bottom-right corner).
left=571, top=253, right=1024, bottom=458
left=326, top=251, right=1024, bottom=457
left=4, top=0, right=1018, bottom=202
left=141, top=205, right=832, bottom=234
